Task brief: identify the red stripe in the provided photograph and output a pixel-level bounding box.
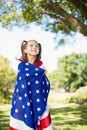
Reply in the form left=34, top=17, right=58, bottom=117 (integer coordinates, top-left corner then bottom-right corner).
left=19, top=59, right=43, bottom=67
left=9, top=126, right=17, bottom=130
left=38, top=112, right=51, bottom=130
left=38, top=124, right=41, bottom=130
left=9, top=113, right=51, bottom=130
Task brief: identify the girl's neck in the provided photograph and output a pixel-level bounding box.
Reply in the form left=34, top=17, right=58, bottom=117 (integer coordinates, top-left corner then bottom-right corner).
left=27, top=55, right=36, bottom=64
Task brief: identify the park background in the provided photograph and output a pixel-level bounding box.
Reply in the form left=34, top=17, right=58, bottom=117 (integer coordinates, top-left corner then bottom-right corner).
left=0, top=1, right=87, bottom=130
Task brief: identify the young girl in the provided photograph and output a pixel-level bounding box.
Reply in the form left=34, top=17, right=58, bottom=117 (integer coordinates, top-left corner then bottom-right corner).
left=9, top=40, right=53, bottom=130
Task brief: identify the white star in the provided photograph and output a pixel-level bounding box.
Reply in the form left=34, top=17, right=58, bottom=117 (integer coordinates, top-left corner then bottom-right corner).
left=27, top=102, right=30, bottom=106
left=28, top=82, right=30, bottom=85
left=16, top=81, right=18, bottom=85
left=26, top=73, right=30, bottom=77
left=21, top=84, right=25, bottom=88
left=25, top=68, right=29, bottom=71
left=35, top=80, right=39, bottom=84
left=22, top=105, right=25, bottom=109
left=35, top=68, right=39, bottom=71
left=36, top=90, right=40, bottom=94
left=25, top=63, right=29, bottom=65
left=19, top=76, right=22, bottom=80
left=43, top=81, right=45, bottom=84
left=46, top=90, right=49, bottom=93
left=35, top=73, right=38, bottom=76
left=24, top=114, right=27, bottom=118
left=47, top=81, right=49, bottom=85
left=18, top=96, right=22, bottom=100
left=38, top=116, right=40, bottom=119
left=15, top=109, right=18, bottom=113
left=44, top=98, right=46, bottom=101
left=29, top=91, right=31, bottom=94
left=36, top=99, right=40, bottom=102
left=43, top=89, right=45, bottom=93
left=24, top=93, right=27, bottom=97
left=37, top=107, right=41, bottom=112
left=13, top=101, right=16, bottom=104
left=16, top=89, right=18, bottom=92
left=30, top=111, right=32, bottom=114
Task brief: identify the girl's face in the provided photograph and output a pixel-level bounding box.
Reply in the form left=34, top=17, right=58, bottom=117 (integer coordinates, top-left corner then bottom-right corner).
left=24, top=41, right=40, bottom=56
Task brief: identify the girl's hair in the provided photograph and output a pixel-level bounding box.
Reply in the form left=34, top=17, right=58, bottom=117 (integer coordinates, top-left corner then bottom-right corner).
left=18, top=40, right=42, bottom=64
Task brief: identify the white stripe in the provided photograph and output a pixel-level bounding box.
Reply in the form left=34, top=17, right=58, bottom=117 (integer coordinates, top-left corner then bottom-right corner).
left=40, top=64, right=44, bottom=69
left=38, top=105, right=53, bottom=130
left=40, top=105, right=49, bottom=119
left=10, top=116, right=33, bottom=130
left=43, top=124, right=53, bottom=130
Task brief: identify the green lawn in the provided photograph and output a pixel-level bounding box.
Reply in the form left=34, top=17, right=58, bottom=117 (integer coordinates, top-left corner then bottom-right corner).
left=50, top=104, right=87, bottom=130
left=0, top=104, right=10, bottom=130
left=0, top=91, right=87, bottom=130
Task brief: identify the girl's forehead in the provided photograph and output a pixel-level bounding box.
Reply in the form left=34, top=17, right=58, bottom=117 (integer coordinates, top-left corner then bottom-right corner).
left=28, top=41, right=38, bottom=45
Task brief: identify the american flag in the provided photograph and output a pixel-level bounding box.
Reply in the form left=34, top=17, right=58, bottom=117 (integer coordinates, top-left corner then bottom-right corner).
left=9, top=62, right=53, bottom=130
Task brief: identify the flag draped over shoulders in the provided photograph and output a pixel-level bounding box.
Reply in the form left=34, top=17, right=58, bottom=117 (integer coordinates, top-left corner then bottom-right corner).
left=9, top=62, right=53, bottom=130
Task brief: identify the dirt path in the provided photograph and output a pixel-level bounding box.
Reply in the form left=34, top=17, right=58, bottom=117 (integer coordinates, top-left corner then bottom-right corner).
left=49, top=91, right=75, bottom=108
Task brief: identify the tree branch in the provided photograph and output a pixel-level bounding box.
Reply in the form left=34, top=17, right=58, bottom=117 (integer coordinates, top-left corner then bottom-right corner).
left=68, top=0, right=87, bottom=19
left=43, top=1, right=87, bottom=36
left=41, top=8, right=72, bottom=27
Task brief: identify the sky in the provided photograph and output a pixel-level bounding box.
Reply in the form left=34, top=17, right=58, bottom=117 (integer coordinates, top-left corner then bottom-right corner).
left=0, top=24, right=87, bottom=72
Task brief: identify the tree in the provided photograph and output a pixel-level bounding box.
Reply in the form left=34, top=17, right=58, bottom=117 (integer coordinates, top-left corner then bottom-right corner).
left=47, top=70, right=60, bottom=90
left=56, top=53, right=87, bottom=91
left=0, top=0, right=87, bottom=37
left=0, top=55, right=16, bottom=102
left=47, top=53, right=87, bottom=91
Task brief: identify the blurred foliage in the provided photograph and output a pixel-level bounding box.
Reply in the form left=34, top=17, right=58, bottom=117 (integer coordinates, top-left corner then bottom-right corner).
left=0, top=0, right=87, bottom=37
left=47, top=53, right=87, bottom=92
left=0, top=55, right=16, bottom=103
left=67, top=86, right=87, bottom=104
left=47, top=70, right=60, bottom=90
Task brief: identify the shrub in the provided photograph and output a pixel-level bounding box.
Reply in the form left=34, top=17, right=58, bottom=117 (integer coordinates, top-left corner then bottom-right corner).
left=67, top=86, right=87, bottom=104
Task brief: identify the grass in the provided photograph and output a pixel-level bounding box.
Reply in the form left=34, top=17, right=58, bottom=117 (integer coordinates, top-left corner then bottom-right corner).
left=48, top=91, right=87, bottom=130
left=0, top=91, right=87, bottom=130
left=0, top=104, right=10, bottom=130
left=50, top=103, right=87, bottom=130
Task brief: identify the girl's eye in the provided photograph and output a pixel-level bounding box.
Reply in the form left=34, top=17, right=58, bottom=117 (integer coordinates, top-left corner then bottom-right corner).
left=29, top=44, right=39, bottom=48
left=29, top=44, right=33, bottom=47
left=35, top=45, right=39, bottom=48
